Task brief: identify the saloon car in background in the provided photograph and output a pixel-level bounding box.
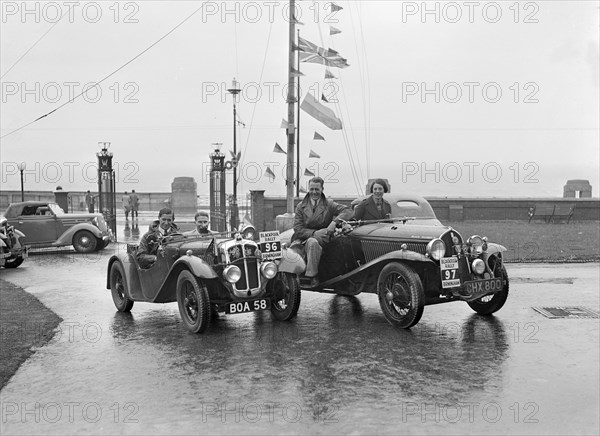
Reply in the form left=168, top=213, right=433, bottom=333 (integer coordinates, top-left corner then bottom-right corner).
left=0, top=216, right=27, bottom=268
left=3, top=201, right=112, bottom=253
left=106, top=229, right=302, bottom=333
left=281, top=193, right=509, bottom=329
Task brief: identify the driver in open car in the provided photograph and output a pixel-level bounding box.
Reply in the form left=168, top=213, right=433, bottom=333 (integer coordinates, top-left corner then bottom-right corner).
left=135, top=208, right=179, bottom=269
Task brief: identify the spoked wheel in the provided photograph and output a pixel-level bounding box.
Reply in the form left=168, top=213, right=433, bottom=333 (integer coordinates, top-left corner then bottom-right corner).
left=73, top=230, right=97, bottom=253
left=176, top=270, right=210, bottom=333
left=468, top=263, right=509, bottom=315
left=3, top=253, right=24, bottom=268
left=110, top=262, right=134, bottom=312
left=377, top=262, right=425, bottom=329
left=269, top=272, right=301, bottom=321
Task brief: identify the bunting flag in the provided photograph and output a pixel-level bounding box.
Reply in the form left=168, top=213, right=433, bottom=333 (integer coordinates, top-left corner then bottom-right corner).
left=330, top=26, right=342, bottom=35
left=280, top=118, right=287, bottom=128
left=313, top=131, right=325, bottom=140
left=331, top=3, right=343, bottom=12
left=321, top=93, right=329, bottom=103
left=300, top=92, right=342, bottom=130
left=304, top=168, right=315, bottom=177
left=291, top=67, right=305, bottom=77
left=265, top=166, right=276, bottom=179
left=325, top=69, right=336, bottom=79
left=273, top=142, right=286, bottom=154
left=299, top=186, right=307, bottom=194
left=309, top=150, right=321, bottom=159
left=292, top=14, right=304, bottom=25
left=297, top=36, right=349, bottom=69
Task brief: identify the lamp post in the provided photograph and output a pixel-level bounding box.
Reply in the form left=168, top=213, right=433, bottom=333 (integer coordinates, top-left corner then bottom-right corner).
left=227, top=78, right=241, bottom=231
left=18, top=162, right=26, bottom=201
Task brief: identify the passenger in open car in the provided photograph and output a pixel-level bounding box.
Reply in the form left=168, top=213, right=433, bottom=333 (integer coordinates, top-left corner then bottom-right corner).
left=135, top=208, right=179, bottom=268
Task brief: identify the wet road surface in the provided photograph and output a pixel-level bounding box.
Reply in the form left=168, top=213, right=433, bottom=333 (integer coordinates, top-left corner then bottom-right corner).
left=1, top=236, right=598, bottom=435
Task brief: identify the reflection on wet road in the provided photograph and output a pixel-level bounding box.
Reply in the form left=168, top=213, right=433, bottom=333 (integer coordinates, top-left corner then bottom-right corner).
left=1, top=246, right=598, bottom=434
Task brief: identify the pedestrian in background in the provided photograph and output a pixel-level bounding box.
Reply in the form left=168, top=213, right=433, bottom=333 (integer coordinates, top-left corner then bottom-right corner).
left=129, top=190, right=139, bottom=219
left=122, top=191, right=131, bottom=220
left=85, top=190, right=94, bottom=213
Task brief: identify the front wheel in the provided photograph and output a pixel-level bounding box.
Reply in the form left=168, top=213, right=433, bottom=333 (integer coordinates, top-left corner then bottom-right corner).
left=467, top=264, right=509, bottom=315
left=377, top=262, right=425, bottom=329
left=176, top=270, right=211, bottom=333
left=73, top=230, right=97, bottom=253
left=3, top=254, right=24, bottom=268
left=269, top=272, right=301, bottom=321
left=110, top=262, right=134, bottom=312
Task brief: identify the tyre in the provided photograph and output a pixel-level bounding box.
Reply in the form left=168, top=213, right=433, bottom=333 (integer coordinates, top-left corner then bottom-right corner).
left=176, top=270, right=211, bottom=333
left=110, top=262, right=134, bottom=312
left=96, top=238, right=110, bottom=251
left=269, top=272, right=301, bottom=321
left=73, top=230, right=97, bottom=253
left=377, top=262, right=425, bottom=329
left=3, top=255, right=24, bottom=268
left=467, top=264, right=509, bottom=315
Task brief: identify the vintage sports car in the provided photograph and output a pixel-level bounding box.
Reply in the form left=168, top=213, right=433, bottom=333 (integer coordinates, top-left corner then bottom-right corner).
left=106, top=230, right=302, bottom=333
left=3, top=201, right=112, bottom=253
left=281, top=193, right=509, bottom=329
left=0, top=216, right=28, bottom=268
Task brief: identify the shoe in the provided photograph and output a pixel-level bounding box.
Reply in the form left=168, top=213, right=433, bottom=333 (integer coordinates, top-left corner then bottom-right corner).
left=310, top=277, right=320, bottom=288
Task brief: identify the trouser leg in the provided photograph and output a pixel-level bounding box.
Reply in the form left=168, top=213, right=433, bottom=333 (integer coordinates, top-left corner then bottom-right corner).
left=304, top=237, right=322, bottom=277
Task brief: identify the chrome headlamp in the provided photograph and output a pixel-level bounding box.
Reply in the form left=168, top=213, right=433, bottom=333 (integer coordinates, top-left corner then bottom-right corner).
left=223, top=265, right=242, bottom=283
left=467, top=235, right=484, bottom=255
left=260, top=262, right=278, bottom=279
left=426, top=238, right=446, bottom=261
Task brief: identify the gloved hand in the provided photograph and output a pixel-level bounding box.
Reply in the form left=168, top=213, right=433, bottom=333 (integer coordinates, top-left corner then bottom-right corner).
left=313, top=228, right=329, bottom=239
left=326, top=221, right=337, bottom=235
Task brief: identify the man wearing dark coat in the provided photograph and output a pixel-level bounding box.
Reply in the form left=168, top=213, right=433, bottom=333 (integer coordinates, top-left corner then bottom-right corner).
left=135, top=208, right=179, bottom=268
left=353, top=178, right=392, bottom=222
left=292, top=177, right=353, bottom=287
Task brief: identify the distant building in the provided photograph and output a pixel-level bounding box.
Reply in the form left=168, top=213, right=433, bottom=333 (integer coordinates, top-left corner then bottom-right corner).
left=563, top=180, right=592, bottom=198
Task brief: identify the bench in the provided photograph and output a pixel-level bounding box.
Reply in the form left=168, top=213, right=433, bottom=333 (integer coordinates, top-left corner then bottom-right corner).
left=528, top=204, right=575, bottom=223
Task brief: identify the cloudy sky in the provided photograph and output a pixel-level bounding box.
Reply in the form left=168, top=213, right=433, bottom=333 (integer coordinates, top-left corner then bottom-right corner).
left=1, top=0, right=598, bottom=198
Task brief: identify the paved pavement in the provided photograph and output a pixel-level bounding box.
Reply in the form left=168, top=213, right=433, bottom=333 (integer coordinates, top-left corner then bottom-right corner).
left=0, top=249, right=598, bottom=435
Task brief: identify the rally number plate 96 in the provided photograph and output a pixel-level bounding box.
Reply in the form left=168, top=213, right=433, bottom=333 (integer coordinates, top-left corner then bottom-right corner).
left=226, top=298, right=271, bottom=314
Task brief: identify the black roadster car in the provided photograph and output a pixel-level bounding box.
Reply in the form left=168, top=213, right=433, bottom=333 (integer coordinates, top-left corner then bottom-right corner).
left=106, top=230, right=303, bottom=333
left=281, top=193, right=509, bottom=329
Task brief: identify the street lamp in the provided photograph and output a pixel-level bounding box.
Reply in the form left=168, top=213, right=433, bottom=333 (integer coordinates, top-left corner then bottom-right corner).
left=18, top=162, right=26, bottom=201
left=227, top=78, right=241, bottom=230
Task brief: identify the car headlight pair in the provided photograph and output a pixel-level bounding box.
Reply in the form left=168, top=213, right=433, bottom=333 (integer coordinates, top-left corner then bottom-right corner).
left=223, top=262, right=278, bottom=283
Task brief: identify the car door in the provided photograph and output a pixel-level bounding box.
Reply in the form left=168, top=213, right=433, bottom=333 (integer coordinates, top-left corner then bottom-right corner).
left=13, top=206, right=59, bottom=245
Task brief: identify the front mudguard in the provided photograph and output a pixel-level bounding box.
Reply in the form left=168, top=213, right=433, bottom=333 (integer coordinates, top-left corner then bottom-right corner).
left=275, top=247, right=306, bottom=274
left=153, top=255, right=218, bottom=303
left=55, top=223, right=104, bottom=246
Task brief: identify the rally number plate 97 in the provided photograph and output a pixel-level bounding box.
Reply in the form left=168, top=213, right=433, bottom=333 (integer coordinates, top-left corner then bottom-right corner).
left=440, top=256, right=461, bottom=288
left=226, top=298, right=271, bottom=314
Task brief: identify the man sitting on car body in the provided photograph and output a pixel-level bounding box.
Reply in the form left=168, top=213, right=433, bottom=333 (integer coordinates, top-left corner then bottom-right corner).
left=184, top=211, right=216, bottom=237
left=292, top=176, right=353, bottom=287
left=353, top=178, right=392, bottom=223
left=135, top=208, right=179, bottom=269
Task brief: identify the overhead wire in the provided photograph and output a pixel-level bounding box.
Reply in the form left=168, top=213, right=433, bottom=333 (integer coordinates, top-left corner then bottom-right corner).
left=1, top=1, right=210, bottom=140
left=1, top=10, right=67, bottom=79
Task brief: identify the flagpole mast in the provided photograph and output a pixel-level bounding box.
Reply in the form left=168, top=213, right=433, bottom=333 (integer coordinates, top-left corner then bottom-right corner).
left=285, top=0, right=296, bottom=214
left=296, top=28, right=301, bottom=198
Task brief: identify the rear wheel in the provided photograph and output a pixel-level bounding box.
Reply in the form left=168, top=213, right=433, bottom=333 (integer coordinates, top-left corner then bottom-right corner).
left=269, top=272, right=301, bottom=321
left=110, top=262, right=134, bottom=312
left=468, top=264, right=509, bottom=315
left=176, top=270, right=211, bottom=333
left=3, top=254, right=24, bottom=268
left=377, top=262, right=425, bottom=329
left=73, top=230, right=97, bottom=253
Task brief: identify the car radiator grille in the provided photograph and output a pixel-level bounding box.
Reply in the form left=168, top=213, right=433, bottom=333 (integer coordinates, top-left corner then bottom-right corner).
left=227, top=243, right=260, bottom=291
left=361, top=240, right=427, bottom=262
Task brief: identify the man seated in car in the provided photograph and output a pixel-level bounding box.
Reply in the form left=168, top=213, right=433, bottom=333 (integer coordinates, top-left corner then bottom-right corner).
left=353, top=178, right=392, bottom=222
left=184, top=211, right=216, bottom=237
left=135, top=208, right=179, bottom=269
left=292, top=176, right=353, bottom=287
